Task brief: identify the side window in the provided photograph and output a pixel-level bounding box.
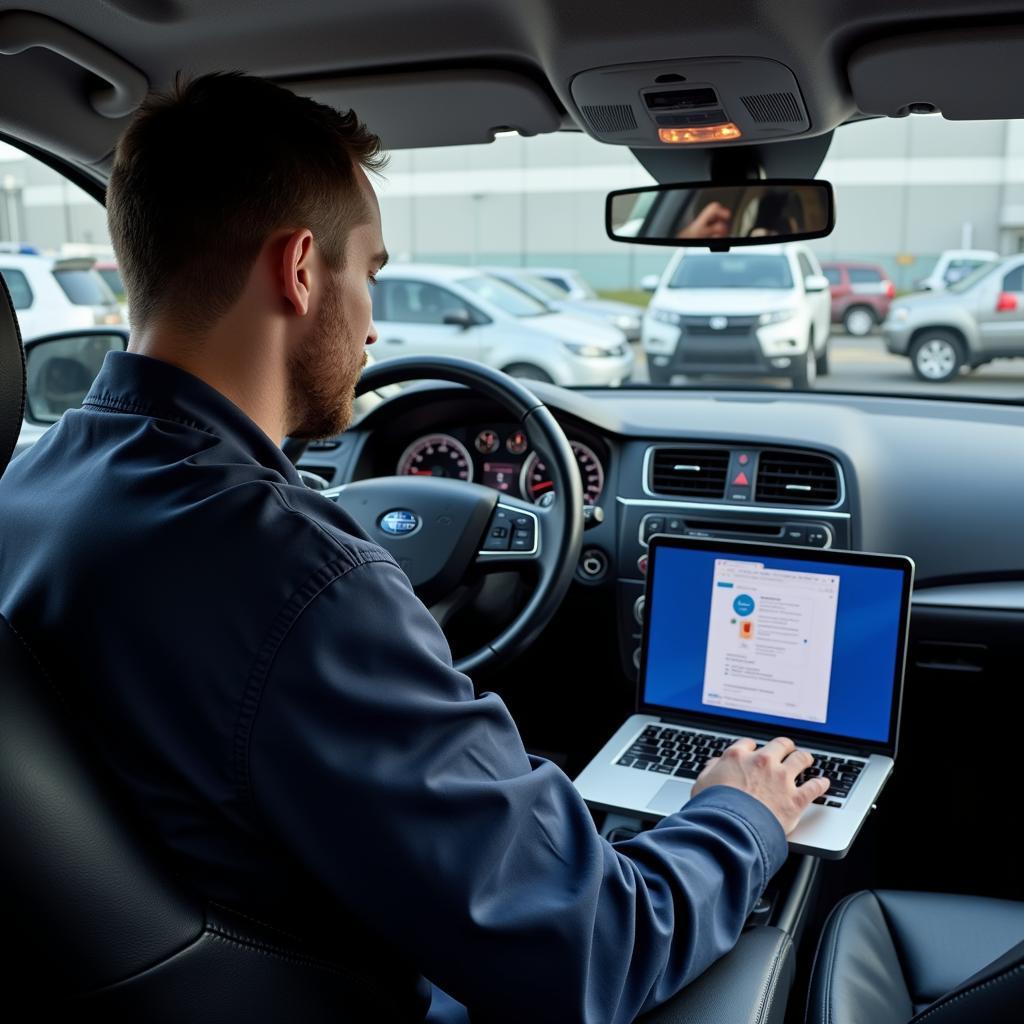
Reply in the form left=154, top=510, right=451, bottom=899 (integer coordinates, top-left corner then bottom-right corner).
left=0, top=268, right=33, bottom=310
left=796, top=252, right=815, bottom=283
left=383, top=280, right=470, bottom=325
left=848, top=267, right=882, bottom=284
left=1001, top=265, right=1024, bottom=293
left=822, top=267, right=841, bottom=286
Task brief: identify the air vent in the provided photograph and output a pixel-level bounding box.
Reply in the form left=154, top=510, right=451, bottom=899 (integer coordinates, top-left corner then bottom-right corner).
left=648, top=447, right=729, bottom=499
left=755, top=450, right=840, bottom=506
left=581, top=103, right=638, bottom=133
left=740, top=92, right=803, bottom=124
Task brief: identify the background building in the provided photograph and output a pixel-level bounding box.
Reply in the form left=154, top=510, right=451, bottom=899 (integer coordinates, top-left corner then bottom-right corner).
left=6, top=116, right=1024, bottom=291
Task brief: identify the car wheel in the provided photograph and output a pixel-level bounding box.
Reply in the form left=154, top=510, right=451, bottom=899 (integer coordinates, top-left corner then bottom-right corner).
left=792, top=346, right=817, bottom=389
left=815, top=338, right=831, bottom=376
left=843, top=306, right=876, bottom=337
left=501, top=363, right=555, bottom=383
left=909, top=331, right=964, bottom=382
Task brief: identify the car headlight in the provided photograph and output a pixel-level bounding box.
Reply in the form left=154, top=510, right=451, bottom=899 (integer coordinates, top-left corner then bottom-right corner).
left=613, top=314, right=641, bottom=331
left=650, top=308, right=683, bottom=325
left=890, top=307, right=910, bottom=323
left=758, top=308, right=798, bottom=326
left=563, top=341, right=618, bottom=358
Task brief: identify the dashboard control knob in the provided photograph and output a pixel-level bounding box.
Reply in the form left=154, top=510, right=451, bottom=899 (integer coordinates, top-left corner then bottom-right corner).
left=632, top=647, right=642, bottom=670
left=633, top=595, right=645, bottom=625
left=637, top=554, right=648, bottom=576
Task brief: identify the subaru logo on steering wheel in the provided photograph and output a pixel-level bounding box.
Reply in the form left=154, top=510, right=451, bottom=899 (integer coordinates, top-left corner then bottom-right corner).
left=379, top=509, right=421, bottom=536
left=709, top=316, right=728, bottom=331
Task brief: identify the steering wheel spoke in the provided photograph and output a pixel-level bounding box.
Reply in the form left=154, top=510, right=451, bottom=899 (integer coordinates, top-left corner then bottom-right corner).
left=476, top=498, right=545, bottom=569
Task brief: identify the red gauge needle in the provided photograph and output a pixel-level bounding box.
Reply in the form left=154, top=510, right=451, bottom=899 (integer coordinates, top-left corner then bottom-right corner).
left=531, top=481, right=555, bottom=492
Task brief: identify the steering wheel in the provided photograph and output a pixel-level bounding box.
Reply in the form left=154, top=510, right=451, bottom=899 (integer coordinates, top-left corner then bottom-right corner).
left=297, top=356, right=584, bottom=676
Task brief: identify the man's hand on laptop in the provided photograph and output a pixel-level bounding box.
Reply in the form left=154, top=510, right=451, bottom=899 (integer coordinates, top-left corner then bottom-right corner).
left=691, top=736, right=830, bottom=835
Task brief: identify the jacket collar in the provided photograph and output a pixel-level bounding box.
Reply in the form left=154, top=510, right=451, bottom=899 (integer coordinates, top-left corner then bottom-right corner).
left=83, top=350, right=303, bottom=484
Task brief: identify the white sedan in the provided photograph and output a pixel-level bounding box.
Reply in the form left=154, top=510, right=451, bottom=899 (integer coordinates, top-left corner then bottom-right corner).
left=372, top=264, right=633, bottom=387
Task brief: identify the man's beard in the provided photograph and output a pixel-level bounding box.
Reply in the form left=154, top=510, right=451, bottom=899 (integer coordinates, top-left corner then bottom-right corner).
left=286, top=281, right=367, bottom=441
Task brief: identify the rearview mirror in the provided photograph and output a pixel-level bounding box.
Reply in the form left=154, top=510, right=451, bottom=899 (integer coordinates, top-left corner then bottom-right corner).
left=23, top=328, right=129, bottom=425
left=606, top=180, right=834, bottom=249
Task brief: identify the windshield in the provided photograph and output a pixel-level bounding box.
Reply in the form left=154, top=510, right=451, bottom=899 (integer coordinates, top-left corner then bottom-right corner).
left=5, top=118, right=1023, bottom=400
left=457, top=275, right=549, bottom=317
left=52, top=268, right=116, bottom=307
left=514, top=273, right=571, bottom=302
left=948, top=261, right=1000, bottom=294
left=669, top=254, right=794, bottom=290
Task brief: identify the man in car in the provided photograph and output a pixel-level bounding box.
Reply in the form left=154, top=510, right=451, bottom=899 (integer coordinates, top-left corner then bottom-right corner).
left=0, top=73, right=829, bottom=1023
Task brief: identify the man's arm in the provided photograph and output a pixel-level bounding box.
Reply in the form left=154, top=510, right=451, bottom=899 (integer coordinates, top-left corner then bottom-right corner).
left=245, top=559, right=788, bottom=1023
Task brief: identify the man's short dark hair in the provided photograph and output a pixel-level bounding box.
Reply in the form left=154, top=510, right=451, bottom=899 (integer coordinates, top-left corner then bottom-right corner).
left=107, top=72, right=386, bottom=333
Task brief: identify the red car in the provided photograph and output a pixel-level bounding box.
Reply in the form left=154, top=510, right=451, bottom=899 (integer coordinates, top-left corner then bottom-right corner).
left=821, top=261, right=896, bottom=336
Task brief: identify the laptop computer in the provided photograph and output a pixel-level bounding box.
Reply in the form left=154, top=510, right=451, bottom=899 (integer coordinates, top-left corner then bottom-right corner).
left=574, top=535, right=914, bottom=859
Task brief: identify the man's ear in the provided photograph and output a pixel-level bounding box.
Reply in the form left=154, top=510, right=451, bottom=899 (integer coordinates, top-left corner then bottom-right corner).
left=281, top=228, right=315, bottom=317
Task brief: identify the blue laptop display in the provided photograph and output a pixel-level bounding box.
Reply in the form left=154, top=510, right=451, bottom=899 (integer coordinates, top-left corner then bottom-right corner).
left=642, top=543, right=908, bottom=747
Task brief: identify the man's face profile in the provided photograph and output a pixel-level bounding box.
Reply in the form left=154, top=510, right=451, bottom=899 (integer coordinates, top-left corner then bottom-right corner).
left=287, top=179, right=384, bottom=440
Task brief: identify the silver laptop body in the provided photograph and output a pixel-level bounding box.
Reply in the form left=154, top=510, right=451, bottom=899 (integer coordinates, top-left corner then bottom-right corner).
left=574, top=536, right=914, bottom=859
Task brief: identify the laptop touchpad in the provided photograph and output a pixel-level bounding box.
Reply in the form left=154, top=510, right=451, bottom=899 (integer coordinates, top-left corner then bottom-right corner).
left=647, top=780, right=694, bottom=816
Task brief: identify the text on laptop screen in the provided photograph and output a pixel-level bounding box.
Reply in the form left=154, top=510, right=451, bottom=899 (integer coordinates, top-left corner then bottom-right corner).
left=643, top=546, right=905, bottom=743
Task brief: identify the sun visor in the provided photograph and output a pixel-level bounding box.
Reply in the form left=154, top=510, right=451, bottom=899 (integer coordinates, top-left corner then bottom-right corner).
left=849, top=27, right=1024, bottom=119
left=290, top=69, right=563, bottom=149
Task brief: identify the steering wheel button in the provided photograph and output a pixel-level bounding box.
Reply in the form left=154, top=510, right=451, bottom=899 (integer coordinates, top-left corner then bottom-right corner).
left=483, top=527, right=512, bottom=551
left=513, top=515, right=531, bottom=527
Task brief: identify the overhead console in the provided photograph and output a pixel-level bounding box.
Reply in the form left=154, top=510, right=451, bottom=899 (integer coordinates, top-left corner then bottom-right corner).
left=570, top=57, right=811, bottom=149
left=849, top=26, right=1024, bottom=120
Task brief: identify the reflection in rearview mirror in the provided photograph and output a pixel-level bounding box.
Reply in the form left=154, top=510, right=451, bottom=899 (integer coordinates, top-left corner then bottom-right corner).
left=606, top=180, right=834, bottom=248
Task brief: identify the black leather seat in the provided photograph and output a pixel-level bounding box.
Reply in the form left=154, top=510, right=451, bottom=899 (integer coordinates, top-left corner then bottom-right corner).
left=807, top=889, right=1024, bottom=1024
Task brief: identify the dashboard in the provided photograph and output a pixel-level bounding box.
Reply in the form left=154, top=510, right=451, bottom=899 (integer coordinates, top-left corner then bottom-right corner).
left=299, top=380, right=1024, bottom=682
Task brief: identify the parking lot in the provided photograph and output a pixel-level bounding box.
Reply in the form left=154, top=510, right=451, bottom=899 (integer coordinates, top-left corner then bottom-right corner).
left=628, top=333, right=1024, bottom=398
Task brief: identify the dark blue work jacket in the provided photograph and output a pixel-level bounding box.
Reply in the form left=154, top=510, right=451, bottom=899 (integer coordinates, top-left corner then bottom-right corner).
left=0, top=351, right=786, bottom=1023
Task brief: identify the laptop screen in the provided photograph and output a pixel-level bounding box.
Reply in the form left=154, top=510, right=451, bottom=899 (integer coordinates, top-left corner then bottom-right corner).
left=641, top=540, right=910, bottom=747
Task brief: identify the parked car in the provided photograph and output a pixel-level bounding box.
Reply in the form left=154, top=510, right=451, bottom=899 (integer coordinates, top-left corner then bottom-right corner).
left=821, top=260, right=895, bottom=336
left=0, top=253, right=122, bottom=341
left=641, top=244, right=832, bottom=387
left=914, top=248, right=998, bottom=292
left=371, top=264, right=633, bottom=386
left=527, top=266, right=600, bottom=302
left=482, top=265, right=642, bottom=341
left=883, top=254, right=1024, bottom=381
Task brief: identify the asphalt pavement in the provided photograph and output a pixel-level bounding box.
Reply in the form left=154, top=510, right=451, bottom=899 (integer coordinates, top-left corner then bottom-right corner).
left=627, top=333, right=1024, bottom=400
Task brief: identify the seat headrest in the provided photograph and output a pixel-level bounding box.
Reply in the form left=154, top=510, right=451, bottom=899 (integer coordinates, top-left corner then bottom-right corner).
left=0, top=273, right=26, bottom=476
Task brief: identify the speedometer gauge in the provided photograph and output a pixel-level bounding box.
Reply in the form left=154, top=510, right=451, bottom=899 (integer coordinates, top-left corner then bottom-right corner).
left=397, top=434, right=474, bottom=481
left=520, top=442, right=604, bottom=505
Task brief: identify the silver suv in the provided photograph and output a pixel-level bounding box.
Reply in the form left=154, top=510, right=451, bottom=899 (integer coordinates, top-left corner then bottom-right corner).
left=883, top=256, right=1024, bottom=382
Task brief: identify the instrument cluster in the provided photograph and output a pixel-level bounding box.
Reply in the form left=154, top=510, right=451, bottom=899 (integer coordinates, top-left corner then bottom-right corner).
left=396, top=425, right=605, bottom=506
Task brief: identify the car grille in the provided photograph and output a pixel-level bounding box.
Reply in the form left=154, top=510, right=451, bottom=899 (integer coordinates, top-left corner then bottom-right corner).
left=679, top=315, right=758, bottom=338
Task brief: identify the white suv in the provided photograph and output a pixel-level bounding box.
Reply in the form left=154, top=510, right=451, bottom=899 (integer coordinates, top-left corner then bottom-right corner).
left=642, top=244, right=832, bottom=388
left=372, top=264, right=633, bottom=387
left=0, top=253, right=123, bottom=341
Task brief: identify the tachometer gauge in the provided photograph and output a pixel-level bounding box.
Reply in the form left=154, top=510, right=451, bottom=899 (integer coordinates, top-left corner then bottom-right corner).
left=397, top=434, right=473, bottom=481
left=520, top=442, right=604, bottom=506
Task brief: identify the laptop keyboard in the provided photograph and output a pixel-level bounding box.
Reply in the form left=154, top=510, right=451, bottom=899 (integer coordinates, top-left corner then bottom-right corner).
left=616, top=724, right=866, bottom=808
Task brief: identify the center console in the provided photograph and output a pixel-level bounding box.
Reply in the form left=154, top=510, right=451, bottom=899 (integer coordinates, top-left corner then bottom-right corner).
left=613, top=441, right=852, bottom=680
